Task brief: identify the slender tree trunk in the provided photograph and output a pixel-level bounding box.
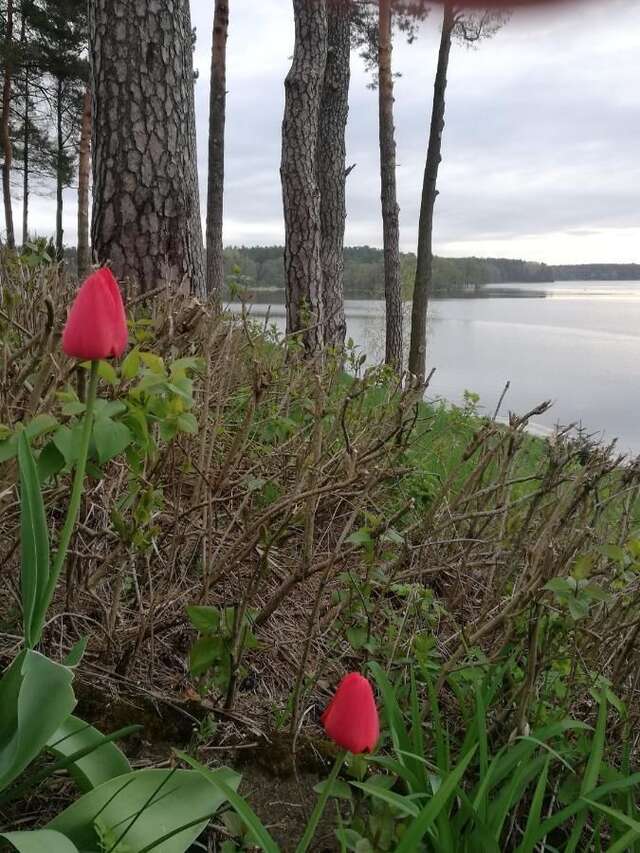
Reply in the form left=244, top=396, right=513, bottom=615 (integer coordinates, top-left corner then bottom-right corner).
left=205, top=0, right=229, bottom=306
left=55, top=77, right=64, bottom=258
left=90, top=0, right=205, bottom=295
left=77, top=85, right=92, bottom=280
left=378, top=0, right=402, bottom=373
left=318, top=0, right=350, bottom=351
left=1, top=0, right=15, bottom=249
left=281, top=0, right=327, bottom=356
left=21, top=7, right=28, bottom=245
left=408, top=2, right=454, bottom=379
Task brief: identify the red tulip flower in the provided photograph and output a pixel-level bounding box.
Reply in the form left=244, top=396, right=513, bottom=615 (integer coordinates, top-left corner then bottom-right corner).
left=321, top=672, right=380, bottom=754
left=62, top=268, right=128, bottom=360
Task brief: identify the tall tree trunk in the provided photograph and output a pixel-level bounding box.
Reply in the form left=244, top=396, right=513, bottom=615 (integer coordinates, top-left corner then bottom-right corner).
left=1, top=0, right=15, bottom=249
left=408, top=2, right=454, bottom=379
left=55, top=76, right=64, bottom=258
left=20, top=6, right=28, bottom=245
left=318, top=0, right=350, bottom=351
left=90, top=0, right=205, bottom=295
left=378, top=0, right=403, bottom=373
left=281, top=0, right=327, bottom=356
left=77, top=85, right=92, bottom=280
left=205, top=0, right=229, bottom=306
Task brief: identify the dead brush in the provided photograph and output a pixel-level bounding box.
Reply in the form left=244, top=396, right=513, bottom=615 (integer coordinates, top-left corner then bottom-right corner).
left=2, top=260, right=640, bottom=751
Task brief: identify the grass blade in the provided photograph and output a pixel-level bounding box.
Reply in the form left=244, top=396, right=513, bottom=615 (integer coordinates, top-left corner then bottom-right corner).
left=516, top=754, right=551, bottom=853
left=349, top=780, right=420, bottom=817
left=395, top=746, right=478, bottom=853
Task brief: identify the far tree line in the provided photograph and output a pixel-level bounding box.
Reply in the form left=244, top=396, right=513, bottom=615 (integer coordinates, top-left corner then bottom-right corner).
left=0, top=0, right=510, bottom=379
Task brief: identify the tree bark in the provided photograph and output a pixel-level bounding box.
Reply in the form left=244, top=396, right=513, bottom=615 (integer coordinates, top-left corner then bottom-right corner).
left=205, top=0, right=229, bottom=306
left=281, top=0, right=327, bottom=356
left=317, top=0, right=350, bottom=351
left=90, top=0, right=205, bottom=295
left=1, top=0, right=15, bottom=249
left=378, top=0, right=403, bottom=373
left=408, top=2, right=454, bottom=379
left=20, top=5, right=28, bottom=245
left=55, top=76, right=64, bottom=258
left=77, top=85, right=92, bottom=280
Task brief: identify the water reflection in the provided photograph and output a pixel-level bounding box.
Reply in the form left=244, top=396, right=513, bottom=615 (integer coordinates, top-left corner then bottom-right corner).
left=230, top=280, right=640, bottom=455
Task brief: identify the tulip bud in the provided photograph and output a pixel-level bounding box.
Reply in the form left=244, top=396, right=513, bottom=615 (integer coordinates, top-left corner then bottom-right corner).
left=62, top=268, right=128, bottom=361
left=321, top=672, right=380, bottom=754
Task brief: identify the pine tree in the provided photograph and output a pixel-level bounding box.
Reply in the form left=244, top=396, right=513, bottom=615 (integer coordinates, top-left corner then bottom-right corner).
left=33, top=0, right=88, bottom=256
left=90, top=0, right=205, bottom=294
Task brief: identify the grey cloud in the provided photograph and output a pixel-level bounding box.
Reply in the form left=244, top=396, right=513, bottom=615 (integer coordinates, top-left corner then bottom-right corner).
left=25, top=0, right=640, bottom=265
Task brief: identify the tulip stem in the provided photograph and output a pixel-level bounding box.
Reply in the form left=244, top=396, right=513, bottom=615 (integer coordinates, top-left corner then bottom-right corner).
left=295, top=749, right=347, bottom=853
left=34, top=359, right=99, bottom=647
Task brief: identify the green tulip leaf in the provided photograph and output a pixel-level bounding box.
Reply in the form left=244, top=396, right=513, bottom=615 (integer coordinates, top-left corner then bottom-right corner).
left=0, top=651, right=76, bottom=793
left=49, top=767, right=240, bottom=853
left=0, top=829, right=80, bottom=852
left=46, top=715, right=131, bottom=793
left=18, top=433, right=50, bottom=648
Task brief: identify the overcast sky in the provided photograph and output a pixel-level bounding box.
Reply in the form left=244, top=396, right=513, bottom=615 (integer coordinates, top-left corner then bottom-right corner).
left=27, top=0, right=640, bottom=265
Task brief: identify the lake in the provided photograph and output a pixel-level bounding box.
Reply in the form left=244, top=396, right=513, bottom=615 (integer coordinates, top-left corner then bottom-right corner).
left=231, top=280, right=640, bottom=456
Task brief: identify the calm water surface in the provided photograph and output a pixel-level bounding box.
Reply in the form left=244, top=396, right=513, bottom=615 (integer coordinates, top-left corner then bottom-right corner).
left=232, top=281, right=640, bottom=455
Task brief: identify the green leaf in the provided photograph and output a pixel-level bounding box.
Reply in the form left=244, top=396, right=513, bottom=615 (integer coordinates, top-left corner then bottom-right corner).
left=0, top=830, right=80, bottom=852
left=346, top=529, right=373, bottom=547
left=140, top=352, right=166, bottom=375
left=18, top=433, right=50, bottom=648
left=168, top=380, right=194, bottom=402
left=582, top=692, right=607, bottom=794
left=46, top=715, right=131, bottom=793
left=599, top=544, right=626, bottom=563
left=395, top=747, right=478, bottom=853
left=49, top=766, right=240, bottom=853
left=544, top=577, right=571, bottom=595
left=170, top=357, right=205, bottom=377
left=61, top=401, right=87, bottom=417
left=349, top=781, right=419, bottom=816
left=336, top=828, right=367, bottom=851
left=176, top=413, right=198, bottom=434
left=561, top=692, right=608, bottom=853
left=121, top=348, right=142, bottom=380
left=189, top=636, right=223, bottom=676
left=186, top=606, right=220, bottom=633
left=0, top=650, right=76, bottom=793
left=176, top=752, right=277, bottom=853
left=25, top=414, right=59, bottom=441
left=313, top=779, right=353, bottom=801
left=97, top=360, right=119, bottom=385
left=368, top=661, right=421, bottom=792
left=582, top=798, right=640, bottom=838
left=94, top=399, right=127, bottom=419
left=93, top=418, right=132, bottom=464
left=346, top=626, right=368, bottom=650
left=568, top=597, right=590, bottom=621
left=584, top=584, right=609, bottom=602
left=63, top=637, right=88, bottom=668
left=53, top=425, right=82, bottom=466
left=515, top=755, right=551, bottom=853
left=0, top=417, right=59, bottom=464
left=37, top=441, right=66, bottom=483
left=0, top=436, right=17, bottom=462
left=571, top=555, right=593, bottom=580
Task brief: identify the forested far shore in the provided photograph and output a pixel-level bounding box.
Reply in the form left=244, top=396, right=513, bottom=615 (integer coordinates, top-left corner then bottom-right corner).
left=219, top=246, right=640, bottom=298
left=57, top=242, right=640, bottom=297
